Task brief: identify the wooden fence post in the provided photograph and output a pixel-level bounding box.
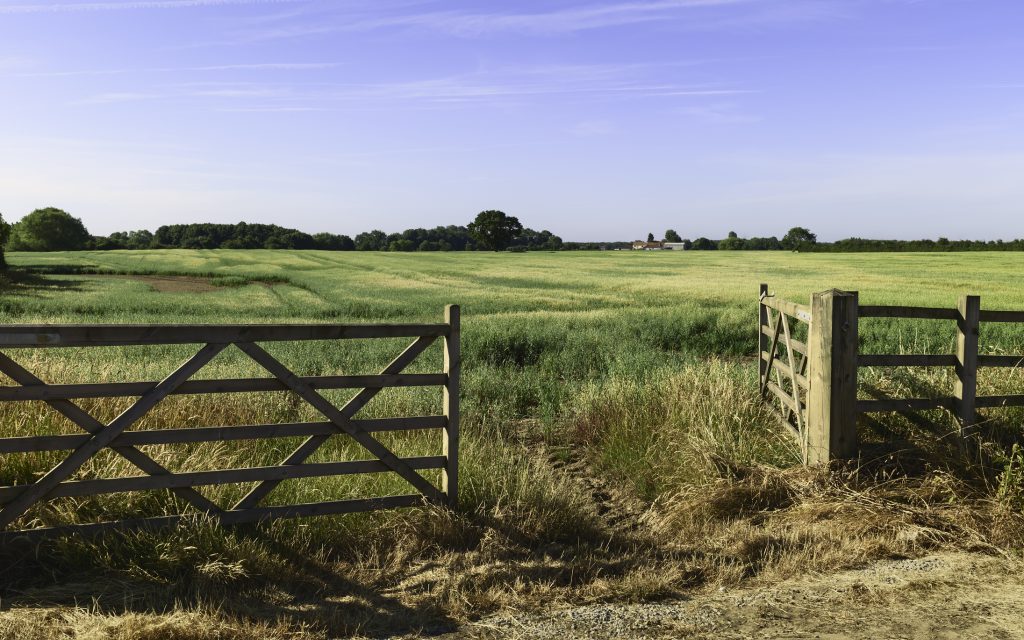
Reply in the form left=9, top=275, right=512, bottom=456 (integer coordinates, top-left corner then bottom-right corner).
left=443, top=304, right=460, bottom=508
left=806, top=289, right=859, bottom=464
left=759, top=283, right=769, bottom=389
left=955, top=295, right=980, bottom=434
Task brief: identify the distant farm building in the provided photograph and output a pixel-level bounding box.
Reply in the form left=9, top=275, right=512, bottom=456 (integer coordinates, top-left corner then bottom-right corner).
left=632, top=240, right=688, bottom=250
left=632, top=240, right=664, bottom=250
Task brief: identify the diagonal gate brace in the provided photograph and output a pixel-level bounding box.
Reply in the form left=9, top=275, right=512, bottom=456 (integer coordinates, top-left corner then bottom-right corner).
left=232, top=337, right=445, bottom=509
left=0, top=351, right=223, bottom=517
left=0, top=343, right=227, bottom=529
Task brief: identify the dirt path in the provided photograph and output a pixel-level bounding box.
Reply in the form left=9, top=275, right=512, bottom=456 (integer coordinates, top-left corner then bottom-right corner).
left=433, top=551, right=1023, bottom=639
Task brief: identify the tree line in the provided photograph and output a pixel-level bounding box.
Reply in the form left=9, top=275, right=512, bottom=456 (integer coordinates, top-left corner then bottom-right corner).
left=650, top=227, right=1024, bottom=252
left=0, top=208, right=564, bottom=254
left=4, top=208, right=1024, bottom=263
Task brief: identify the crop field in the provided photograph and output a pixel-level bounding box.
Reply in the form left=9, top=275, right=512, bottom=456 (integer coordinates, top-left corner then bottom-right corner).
left=1, top=249, right=1024, bottom=639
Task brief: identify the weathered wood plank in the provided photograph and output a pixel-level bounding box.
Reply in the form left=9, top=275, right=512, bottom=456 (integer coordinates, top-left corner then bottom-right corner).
left=230, top=336, right=436, bottom=510
left=0, top=373, right=447, bottom=402
left=760, top=325, right=806, bottom=355
left=759, top=284, right=769, bottom=391
left=806, top=290, right=859, bottom=465
left=975, top=395, right=1024, bottom=408
left=857, top=397, right=954, bottom=413
left=760, top=310, right=782, bottom=397
left=955, top=295, right=981, bottom=432
left=857, top=354, right=959, bottom=367
left=232, top=340, right=446, bottom=507
left=857, top=306, right=958, bottom=320
left=0, top=343, right=227, bottom=529
left=0, top=456, right=447, bottom=502
left=0, top=350, right=224, bottom=517
left=977, top=355, right=1024, bottom=368
left=765, top=403, right=801, bottom=438
left=761, top=297, right=812, bottom=323
left=760, top=352, right=809, bottom=390
left=442, top=305, right=460, bottom=509
left=780, top=311, right=806, bottom=439
left=0, top=417, right=449, bottom=454
left=0, top=494, right=425, bottom=542
left=979, top=310, right=1024, bottom=323
left=766, top=380, right=802, bottom=413
left=0, top=324, right=449, bottom=348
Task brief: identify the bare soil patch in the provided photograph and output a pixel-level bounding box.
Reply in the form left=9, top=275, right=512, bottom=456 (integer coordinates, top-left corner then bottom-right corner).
left=98, top=274, right=224, bottom=293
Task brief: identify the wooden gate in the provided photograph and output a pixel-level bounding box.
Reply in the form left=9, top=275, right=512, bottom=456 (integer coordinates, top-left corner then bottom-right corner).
left=759, top=284, right=812, bottom=462
left=0, top=306, right=459, bottom=539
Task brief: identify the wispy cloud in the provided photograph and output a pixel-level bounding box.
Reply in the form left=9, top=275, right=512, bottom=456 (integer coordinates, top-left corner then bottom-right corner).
left=340, top=0, right=759, bottom=37
left=0, top=0, right=302, bottom=14
left=13, top=61, right=340, bottom=77
left=219, top=0, right=855, bottom=45
left=63, top=63, right=755, bottom=112
left=72, top=91, right=160, bottom=105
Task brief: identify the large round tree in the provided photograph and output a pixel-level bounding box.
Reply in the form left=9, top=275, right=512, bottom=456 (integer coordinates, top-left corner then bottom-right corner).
left=467, top=210, right=523, bottom=251
left=7, top=208, right=91, bottom=251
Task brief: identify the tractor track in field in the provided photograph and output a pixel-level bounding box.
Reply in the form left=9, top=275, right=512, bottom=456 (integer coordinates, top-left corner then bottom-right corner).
left=544, top=444, right=650, bottom=537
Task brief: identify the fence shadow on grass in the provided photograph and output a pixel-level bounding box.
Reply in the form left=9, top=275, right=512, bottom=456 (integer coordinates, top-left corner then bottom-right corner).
left=0, top=269, right=86, bottom=296
left=0, top=525, right=460, bottom=639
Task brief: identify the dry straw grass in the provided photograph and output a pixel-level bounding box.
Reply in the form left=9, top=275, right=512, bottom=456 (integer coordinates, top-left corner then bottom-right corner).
left=2, top=251, right=1024, bottom=638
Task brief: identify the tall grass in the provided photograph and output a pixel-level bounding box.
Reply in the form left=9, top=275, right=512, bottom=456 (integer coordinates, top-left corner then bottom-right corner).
left=1, top=250, right=1023, bottom=638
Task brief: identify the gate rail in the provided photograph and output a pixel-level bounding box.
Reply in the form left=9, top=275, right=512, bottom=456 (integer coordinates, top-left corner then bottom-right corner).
left=760, top=284, right=1024, bottom=464
left=0, top=306, right=460, bottom=539
left=759, top=284, right=811, bottom=461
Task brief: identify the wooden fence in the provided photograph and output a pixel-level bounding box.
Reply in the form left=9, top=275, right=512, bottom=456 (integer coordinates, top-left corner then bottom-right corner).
left=759, top=285, right=1024, bottom=463
left=0, top=306, right=460, bottom=539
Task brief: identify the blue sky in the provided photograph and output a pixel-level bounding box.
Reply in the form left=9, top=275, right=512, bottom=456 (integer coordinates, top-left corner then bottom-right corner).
left=1, top=0, right=1022, bottom=241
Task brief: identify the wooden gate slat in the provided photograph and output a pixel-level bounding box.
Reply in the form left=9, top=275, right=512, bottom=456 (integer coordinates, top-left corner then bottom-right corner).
left=232, top=339, right=446, bottom=507
left=0, top=456, right=448, bottom=501
left=0, top=373, right=448, bottom=402
left=0, top=495, right=426, bottom=543
left=779, top=312, right=805, bottom=442
left=0, top=343, right=227, bottom=528
left=0, top=351, right=223, bottom=516
left=760, top=309, right=782, bottom=396
left=0, top=416, right=449, bottom=454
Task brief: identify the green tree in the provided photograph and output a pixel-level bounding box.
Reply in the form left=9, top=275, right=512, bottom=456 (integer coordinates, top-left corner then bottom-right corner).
left=692, top=237, right=717, bottom=250
left=646, top=232, right=655, bottom=243
left=718, top=231, right=743, bottom=250
left=6, top=208, right=91, bottom=251
left=781, top=227, right=817, bottom=251
left=0, top=212, right=10, bottom=267
left=355, top=230, right=388, bottom=251
left=664, top=229, right=682, bottom=243
left=467, top=210, right=523, bottom=251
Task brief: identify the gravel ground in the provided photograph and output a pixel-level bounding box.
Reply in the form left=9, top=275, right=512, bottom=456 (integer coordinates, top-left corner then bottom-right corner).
left=423, top=551, right=1024, bottom=640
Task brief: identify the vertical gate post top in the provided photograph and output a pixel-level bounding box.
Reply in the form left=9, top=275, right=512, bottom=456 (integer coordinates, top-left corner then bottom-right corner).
left=812, top=288, right=858, bottom=299
left=806, top=288, right=859, bottom=466
left=442, top=304, right=460, bottom=509
left=956, top=295, right=980, bottom=432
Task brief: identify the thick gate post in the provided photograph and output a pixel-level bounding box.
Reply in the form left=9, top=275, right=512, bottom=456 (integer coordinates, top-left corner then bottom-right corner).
left=806, top=289, right=859, bottom=465
left=442, top=304, right=460, bottom=508
left=955, top=295, right=980, bottom=435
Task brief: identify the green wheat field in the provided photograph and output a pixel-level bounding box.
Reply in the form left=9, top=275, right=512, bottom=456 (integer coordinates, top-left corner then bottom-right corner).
left=1, top=249, right=1023, bottom=638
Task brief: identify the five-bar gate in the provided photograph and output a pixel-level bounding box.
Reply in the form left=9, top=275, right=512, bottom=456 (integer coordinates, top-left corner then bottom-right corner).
left=0, top=306, right=460, bottom=539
